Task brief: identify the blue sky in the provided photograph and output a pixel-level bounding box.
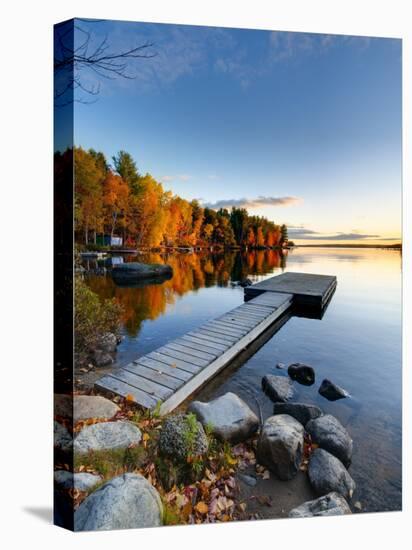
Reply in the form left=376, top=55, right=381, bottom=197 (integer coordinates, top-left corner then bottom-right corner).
left=72, top=19, right=402, bottom=244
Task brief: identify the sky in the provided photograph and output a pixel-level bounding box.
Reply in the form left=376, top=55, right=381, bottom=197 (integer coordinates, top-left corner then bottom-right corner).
left=70, top=19, right=402, bottom=244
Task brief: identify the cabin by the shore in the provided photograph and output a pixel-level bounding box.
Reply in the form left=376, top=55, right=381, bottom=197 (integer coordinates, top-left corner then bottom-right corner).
left=96, top=234, right=123, bottom=247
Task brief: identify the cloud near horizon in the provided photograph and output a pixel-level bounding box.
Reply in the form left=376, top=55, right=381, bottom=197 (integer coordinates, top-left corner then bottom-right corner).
left=203, top=196, right=302, bottom=210
left=288, top=226, right=382, bottom=240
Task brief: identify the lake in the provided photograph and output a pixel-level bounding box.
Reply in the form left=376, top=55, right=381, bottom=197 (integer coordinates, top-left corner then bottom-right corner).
left=84, top=247, right=402, bottom=513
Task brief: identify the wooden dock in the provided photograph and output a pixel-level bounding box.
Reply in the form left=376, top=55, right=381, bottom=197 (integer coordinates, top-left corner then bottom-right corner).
left=95, top=272, right=336, bottom=415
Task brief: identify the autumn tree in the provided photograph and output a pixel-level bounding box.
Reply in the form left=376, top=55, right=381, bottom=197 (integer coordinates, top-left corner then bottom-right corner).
left=102, top=172, right=129, bottom=238
left=112, top=150, right=141, bottom=194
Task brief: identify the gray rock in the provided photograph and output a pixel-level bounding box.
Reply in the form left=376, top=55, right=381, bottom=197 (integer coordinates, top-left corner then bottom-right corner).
left=98, top=332, right=118, bottom=353
left=158, top=413, right=208, bottom=461
left=54, top=470, right=102, bottom=492
left=55, top=395, right=120, bottom=422
left=306, top=414, right=353, bottom=466
left=308, top=448, right=356, bottom=499
left=54, top=421, right=72, bottom=452
left=262, top=375, right=294, bottom=402
left=73, top=395, right=120, bottom=423
left=74, top=473, right=163, bottom=531
left=188, top=392, right=259, bottom=443
left=318, top=379, right=349, bottom=401
left=74, top=421, right=142, bottom=454
left=273, top=402, right=323, bottom=427
left=289, top=492, right=352, bottom=518
left=257, top=414, right=304, bottom=480
left=287, top=363, right=315, bottom=386
left=93, top=350, right=114, bottom=367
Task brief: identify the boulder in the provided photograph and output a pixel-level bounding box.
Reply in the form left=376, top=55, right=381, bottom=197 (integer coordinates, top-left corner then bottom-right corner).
left=54, top=421, right=72, bottom=452
left=318, top=379, right=349, bottom=401
left=289, top=492, right=352, bottom=518
left=97, top=332, right=118, bottom=353
left=306, top=414, right=353, bottom=466
left=262, top=375, right=294, bottom=403
left=273, top=402, right=322, bottom=427
left=256, top=414, right=304, bottom=480
left=287, top=363, right=315, bottom=386
left=54, top=470, right=102, bottom=492
left=188, top=392, right=259, bottom=443
left=74, top=421, right=142, bottom=454
left=308, top=448, right=356, bottom=499
left=159, top=413, right=208, bottom=462
left=112, top=262, right=173, bottom=286
left=74, top=473, right=163, bottom=531
left=93, top=350, right=114, bottom=367
left=73, top=395, right=120, bottom=423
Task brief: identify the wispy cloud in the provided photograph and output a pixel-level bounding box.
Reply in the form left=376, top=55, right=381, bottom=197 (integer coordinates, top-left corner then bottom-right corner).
left=160, top=174, right=192, bottom=183
left=288, top=225, right=381, bottom=240
left=203, top=196, right=302, bottom=210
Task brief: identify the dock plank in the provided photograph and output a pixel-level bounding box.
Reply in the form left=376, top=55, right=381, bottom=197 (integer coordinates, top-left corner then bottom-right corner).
left=134, top=356, right=192, bottom=381
left=180, top=334, right=228, bottom=352
left=123, top=362, right=184, bottom=391
left=165, top=341, right=216, bottom=361
left=147, top=351, right=201, bottom=373
left=176, top=336, right=225, bottom=355
left=110, top=369, right=173, bottom=400
left=156, top=345, right=210, bottom=367
left=95, top=375, right=158, bottom=409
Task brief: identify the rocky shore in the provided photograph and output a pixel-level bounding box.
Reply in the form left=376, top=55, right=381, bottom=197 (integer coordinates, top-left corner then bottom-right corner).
left=55, top=362, right=358, bottom=531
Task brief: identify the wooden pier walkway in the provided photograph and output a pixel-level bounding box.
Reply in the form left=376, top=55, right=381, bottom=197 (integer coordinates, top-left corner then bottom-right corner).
left=95, top=272, right=336, bottom=415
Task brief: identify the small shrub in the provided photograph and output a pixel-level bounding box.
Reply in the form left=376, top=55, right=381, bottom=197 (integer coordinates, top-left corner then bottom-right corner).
left=74, top=276, right=123, bottom=361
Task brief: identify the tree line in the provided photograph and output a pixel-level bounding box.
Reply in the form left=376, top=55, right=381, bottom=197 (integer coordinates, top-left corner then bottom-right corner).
left=71, top=147, right=289, bottom=249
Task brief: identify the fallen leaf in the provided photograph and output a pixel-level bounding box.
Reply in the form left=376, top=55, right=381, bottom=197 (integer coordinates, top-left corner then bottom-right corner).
left=125, top=394, right=135, bottom=402
left=195, top=501, right=209, bottom=515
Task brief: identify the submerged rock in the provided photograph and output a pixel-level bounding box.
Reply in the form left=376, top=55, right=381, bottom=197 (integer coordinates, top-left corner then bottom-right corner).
left=287, top=363, right=315, bottom=386
left=318, top=379, right=349, bottom=401
left=74, top=421, right=142, bottom=454
left=54, top=470, right=102, bottom=492
left=74, top=473, right=163, bottom=531
left=188, top=392, right=259, bottom=443
left=257, top=414, right=304, bottom=480
left=308, top=448, right=356, bottom=499
left=158, top=413, right=208, bottom=462
left=273, top=402, right=322, bottom=427
left=262, top=375, right=294, bottom=403
left=289, top=492, right=352, bottom=518
left=112, top=262, right=173, bottom=285
left=306, top=414, right=353, bottom=467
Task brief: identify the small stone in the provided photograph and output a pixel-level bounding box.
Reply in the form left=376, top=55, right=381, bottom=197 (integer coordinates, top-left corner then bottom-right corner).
left=273, top=402, right=323, bottom=427
left=262, top=375, right=294, bottom=403
left=318, top=379, right=349, bottom=401
left=54, top=421, right=72, bottom=452
left=188, top=392, right=259, bottom=443
left=308, top=448, right=356, bottom=499
left=54, top=470, right=102, bottom=492
left=287, top=363, right=315, bottom=386
left=238, top=473, right=257, bottom=487
left=257, top=414, right=304, bottom=480
left=74, top=473, right=163, bottom=531
left=306, top=414, right=353, bottom=466
left=276, top=363, right=285, bottom=369
left=158, top=414, right=208, bottom=462
left=289, top=492, right=352, bottom=518
left=74, top=421, right=142, bottom=454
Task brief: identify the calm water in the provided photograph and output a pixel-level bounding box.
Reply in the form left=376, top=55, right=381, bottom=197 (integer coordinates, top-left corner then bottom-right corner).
left=85, top=248, right=402, bottom=512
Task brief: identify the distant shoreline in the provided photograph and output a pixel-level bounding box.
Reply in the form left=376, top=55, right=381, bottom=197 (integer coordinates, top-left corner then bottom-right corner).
left=293, top=243, right=402, bottom=249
